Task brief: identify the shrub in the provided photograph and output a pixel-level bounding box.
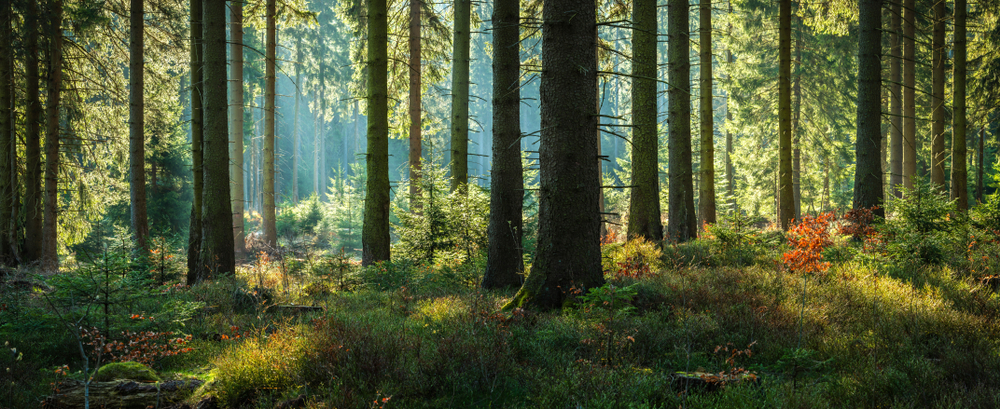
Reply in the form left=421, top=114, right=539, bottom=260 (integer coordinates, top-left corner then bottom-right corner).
left=211, top=327, right=309, bottom=407
left=602, top=238, right=664, bottom=280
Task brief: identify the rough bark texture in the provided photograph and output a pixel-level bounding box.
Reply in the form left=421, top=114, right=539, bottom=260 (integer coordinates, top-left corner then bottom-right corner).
left=198, top=0, right=235, bottom=278
left=263, top=0, right=278, bottom=246
left=42, top=0, right=64, bottom=273
left=45, top=379, right=204, bottom=409
left=230, top=0, right=245, bottom=258
left=930, top=0, right=946, bottom=189
left=627, top=0, right=663, bottom=241
left=951, top=0, right=967, bottom=212
left=667, top=0, right=696, bottom=242
left=24, top=0, right=43, bottom=265
left=777, top=0, right=794, bottom=230
left=854, top=0, right=885, bottom=218
left=902, top=0, right=915, bottom=191
left=129, top=0, right=149, bottom=251
left=451, top=0, right=471, bottom=192
left=505, top=0, right=603, bottom=310
left=187, top=0, right=203, bottom=283
left=409, top=0, right=423, bottom=207
left=0, top=0, right=12, bottom=265
left=889, top=0, right=902, bottom=197
left=697, top=0, right=715, bottom=227
left=482, top=0, right=524, bottom=289
left=363, top=0, right=391, bottom=265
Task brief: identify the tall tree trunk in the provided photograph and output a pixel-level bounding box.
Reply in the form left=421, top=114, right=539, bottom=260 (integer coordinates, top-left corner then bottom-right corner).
left=451, top=0, right=471, bottom=192
left=777, top=0, right=794, bottom=230
left=977, top=127, right=984, bottom=202
left=506, top=0, right=602, bottom=310
left=316, top=29, right=325, bottom=200
left=792, top=26, right=802, bottom=221
left=263, top=0, right=277, bottom=246
left=667, top=0, right=696, bottom=242
left=292, top=36, right=301, bottom=202
left=902, top=0, right=915, bottom=192
left=199, top=0, right=235, bottom=278
left=889, top=0, right=902, bottom=197
left=187, top=0, right=204, bottom=282
left=697, top=0, right=715, bottom=227
left=482, top=0, right=524, bottom=288
left=854, top=0, right=885, bottom=218
left=930, top=0, right=946, bottom=189
left=42, top=0, right=64, bottom=273
left=409, top=0, right=423, bottom=208
left=24, top=0, right=43, bottom=264
left=0, top=0, right=13, bottom=265
left=230, top=0, right=245, bottom=257
left=627, top=0, right=662, bottom=241
left=951, top=0, right=967, bottom=211
left=363, top=0, right=390, bottom=265
left=726, top=4, right=735, bottom=214
left=129, top=0, right=149, bottom=251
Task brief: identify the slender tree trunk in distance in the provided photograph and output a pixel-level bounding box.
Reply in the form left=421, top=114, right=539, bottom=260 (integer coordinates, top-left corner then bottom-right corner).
left=726, top=4, right=735, bottom=214
left=363, top=0, right=391, bottom=265
left=854, top=0, right=885, bottom=219
left=0, top=0, right=13, bottom=265
left=667, top=0, right=696, bottom=242
left=129, top=0, right=149, bottom=251
left=293, top=37, right=301, bottom=202
left=930, top=0, right=946, bottom=189
left=42, top=0, right=64, bottom=273
left=627, top=0, right=662, bottom=241
left=902, top=0, right=915, bottom=192
left=199, top=0, right=235, bottom=278
left=505, top=0, right=602, bottom=310
left=889, top=0, right=902, bottom=198
left=263, top=0, right=277, bottom=246
left=230, top=0, right=245, bottom=257
left=24, top=0, right=43, bottom=264
left=951, top=0, right=967, bottom=212
left=977, top=128, right=984, bottom=202
left=482, top=0, right=523, bottom=288
left=187, top=0, right=204, bottom=282
left=451, top=0, right=471, bottom=192
left=792, top=27, right=802, bottom=221
left=777, top=0, right=794, bottom=230
left=409, top=0, right=423, bottom=208
left=697, top=0, right=715, bottom=227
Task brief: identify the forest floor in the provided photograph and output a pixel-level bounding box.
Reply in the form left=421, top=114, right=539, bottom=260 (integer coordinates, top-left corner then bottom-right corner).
left=4, top=222, right=1000, bottom=408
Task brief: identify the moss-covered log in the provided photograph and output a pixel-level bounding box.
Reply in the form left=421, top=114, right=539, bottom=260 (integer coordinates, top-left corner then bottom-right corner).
left=45, top=379, right=203, bottom=409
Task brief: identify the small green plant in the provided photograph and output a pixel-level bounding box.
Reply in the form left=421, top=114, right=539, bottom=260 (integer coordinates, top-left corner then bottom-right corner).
left=91, top=361, right=160, bottom=382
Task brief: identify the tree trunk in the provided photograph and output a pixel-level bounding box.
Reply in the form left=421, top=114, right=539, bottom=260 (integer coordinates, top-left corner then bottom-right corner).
left=726, top=4, right=735, bottom=214
left=230, top=0, right=245, bottom=258
left=199, top=0, right=235, bottom=278
left=889, top=0, right=902, bottom=198
left=187, top=0, right=204, bottom=283
left=409, top=0, right=423, bottom=208
left=951, top=0, right=967, bottom=212
left=977, top=127, right=984, bottom=202
left=667, top=0, right=696, bottom=242
left=777, top=0, right=794, bottom=230
left=363, top=0, right=391, bottom=265
left=263, top=0, right=277, bottom=246
left=24, top=0, right=43, bottom=265
left=854, top=0, right=884, bottom=218
left=293, top=37, right=301, bottom=202
left=129, top=0, right=149, bottom=251
left=627, top=0, right=662, bottom=241
left=697, top=0, right=715, bottom=228
left=42, top=0, right=64, bottom=274
left=505, top=0, right=602, bottom=310
left=0, top=0, right=13, bottom=265
left=482, top=0, right=524, bottom=289
left=902, top=0, right=915, bottom=192
left=451, top=0, right=471, bottom=193
left=792, top=25, right=802, bottom=221
left=930, top=0, right=946, bottom=189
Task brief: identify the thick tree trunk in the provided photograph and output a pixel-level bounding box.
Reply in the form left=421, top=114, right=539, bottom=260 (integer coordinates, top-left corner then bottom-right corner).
left=199, top=0, right=235, bottom=278
left=482, top=0, right=524, bottom=289
left=854, top=0, right=885, bottom=218
left=451, top=0, right=471, bottom=192
left=363, top=0, right=391, bottom=265
left=777, top=0, right=794, bottom=230
left=409, top=0, right=423, bottom=208
left=930, top=0, right=946, bottom=189
left=627, top=0, right=662, bottom=241
left=230, top=0, right=245, bottom=258
left=951, top=0, right=967, bottom=212
left=667, top=0, right=696, bottom=242
left=187, top=0, right=204, bottom=283
left=129, top=0, right=149, bottom=251
left=0, top=0, right=13, bottom=265
left=902, top=0, right=915, bottom=192
left=506, top=0, right=602, bottom=310
left=42, top=0, right=64, bottom=274
left=24, top=0, right=43, bottom=265
left=263, top=0, right=277, bottom=246
left=889, top=0, right=902, bottom=198
left=293, top=37, right=301, bottom=202
left=697, top=0, right=715, bottom=227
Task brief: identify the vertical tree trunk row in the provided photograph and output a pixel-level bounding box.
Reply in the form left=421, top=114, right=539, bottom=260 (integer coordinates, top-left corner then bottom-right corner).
left=627, top=0, right=662, bottom=241
left=698, top=0, right=716, bottom=227
left=667, top=0, right=696, bottom=242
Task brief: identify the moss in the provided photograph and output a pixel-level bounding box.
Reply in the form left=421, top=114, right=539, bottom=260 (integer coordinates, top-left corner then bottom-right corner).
left=93, top=361, right=161, bottom=382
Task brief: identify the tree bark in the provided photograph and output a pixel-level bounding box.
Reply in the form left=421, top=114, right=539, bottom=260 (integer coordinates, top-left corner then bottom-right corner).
left=951, top=0, right=967, bottom=212
left=777, top=0, right=794, bottom=230
left=902, top=0, right=915, bottom=192
left=889, top=0, right=902, bottom=198
left=263, top=0, right=277, bottom=246
left=725, top=4, right=735, bottom=214
left=198, top=0, right=235, bottom=278
left=854, top=0, right=885, bottom=218
left=230, top=0, right=245, bottom=258
left=42, top=0, right=64, bottom=274
left=409, top=0, right=423, bottom=208
left=0, top=0, right=13, bottom=265
left=187, top=0, right=204, bottom=283
left=792, top=25, right=802, bottom=221
left=977, top=127, right=984, bottom=202
left=505, top=0, right=603, bottom=310
left=667, top=0, right=696, bottom=242
left=930, top=0, right=946, bottom=189
left=697, top=0, right=715, bottom=227
left=451, top=0, right=471, bottom=192
left=627, top=0, right=663, bottom=241
left=293, top=37, right=301, bottom=202
left=129, top=0, right=149, bottom=251
left=363, top=0, right=391, bottom=265
left=24, top=0, right=43, bottom=265
left=482, top=0, right=524, bottom=289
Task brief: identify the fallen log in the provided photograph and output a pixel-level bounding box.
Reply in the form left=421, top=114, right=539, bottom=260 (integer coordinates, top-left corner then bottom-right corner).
left=44, top=379, right=204, bottom=409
